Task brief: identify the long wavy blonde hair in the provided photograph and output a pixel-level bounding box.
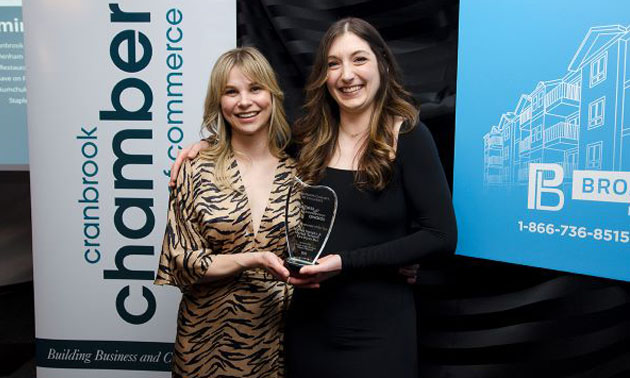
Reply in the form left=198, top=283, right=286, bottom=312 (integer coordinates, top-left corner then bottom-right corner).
left=294, top=18, right=419, bottom=191
left=200, top=47, right=291, bottom=189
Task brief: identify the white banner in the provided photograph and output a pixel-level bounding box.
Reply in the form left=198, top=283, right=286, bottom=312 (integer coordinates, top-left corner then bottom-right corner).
left=23, top=1, right=235, bottom=376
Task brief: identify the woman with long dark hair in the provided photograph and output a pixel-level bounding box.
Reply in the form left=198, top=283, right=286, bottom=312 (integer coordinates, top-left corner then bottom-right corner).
left=284, top=18, right=456, bottom=378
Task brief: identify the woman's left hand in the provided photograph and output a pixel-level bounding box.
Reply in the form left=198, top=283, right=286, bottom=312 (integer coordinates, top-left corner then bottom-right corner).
left=398, top=264, right=419, bottom=284
left=288, top=254, right=342, bottom=288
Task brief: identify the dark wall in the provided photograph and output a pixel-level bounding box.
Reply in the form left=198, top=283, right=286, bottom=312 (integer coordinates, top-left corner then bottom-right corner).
left=236, top=1, right=630, bottom=377
left=0, top=171, right=32, bottom=286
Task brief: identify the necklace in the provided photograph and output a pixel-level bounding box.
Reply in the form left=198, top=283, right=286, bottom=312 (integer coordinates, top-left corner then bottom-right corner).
left=339, top=126, right=368, bottom=138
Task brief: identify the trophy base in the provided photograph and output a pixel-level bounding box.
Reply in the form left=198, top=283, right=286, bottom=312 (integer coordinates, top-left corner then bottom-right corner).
left=284, top=258, right=317, bottom=274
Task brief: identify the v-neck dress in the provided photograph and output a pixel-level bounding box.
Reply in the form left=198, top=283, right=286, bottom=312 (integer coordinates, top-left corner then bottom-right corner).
left=155, top=154, right=296, bottom=378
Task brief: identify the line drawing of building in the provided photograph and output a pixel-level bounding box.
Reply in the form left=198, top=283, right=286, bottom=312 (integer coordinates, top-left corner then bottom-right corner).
left=483, top=25, right=630, bottom=186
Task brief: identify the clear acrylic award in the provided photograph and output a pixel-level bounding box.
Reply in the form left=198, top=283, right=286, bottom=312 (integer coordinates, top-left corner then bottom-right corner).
left=284, top=177, right=338, bottom=273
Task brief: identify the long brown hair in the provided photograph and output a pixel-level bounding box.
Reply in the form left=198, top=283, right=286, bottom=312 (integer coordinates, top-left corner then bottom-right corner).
left=294, top=18, right=419, bottom=191
left=199, top=47, right=291, bottom=189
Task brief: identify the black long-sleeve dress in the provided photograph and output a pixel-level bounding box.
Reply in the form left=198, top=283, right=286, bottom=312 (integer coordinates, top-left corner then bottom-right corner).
left=285, top=121, right=457, bottom=378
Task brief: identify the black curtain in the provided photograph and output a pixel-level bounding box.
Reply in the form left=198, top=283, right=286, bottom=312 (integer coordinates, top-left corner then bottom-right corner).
left=236, top=1, right=630, bottom=377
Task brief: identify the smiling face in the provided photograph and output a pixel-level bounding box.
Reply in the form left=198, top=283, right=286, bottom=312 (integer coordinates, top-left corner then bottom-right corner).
left=221, top=65, right=272, bottom=139
left=326, top=32, right=381, bottom=116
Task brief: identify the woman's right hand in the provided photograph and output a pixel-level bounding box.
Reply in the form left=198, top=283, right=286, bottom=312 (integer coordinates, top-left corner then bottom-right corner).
left=169, top=140, right=210, bottom=187
left=256, top=252, right=290, bottom=282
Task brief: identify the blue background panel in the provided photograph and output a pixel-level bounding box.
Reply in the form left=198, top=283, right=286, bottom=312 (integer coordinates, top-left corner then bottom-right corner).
left=454, top=0, right=630, bottom=281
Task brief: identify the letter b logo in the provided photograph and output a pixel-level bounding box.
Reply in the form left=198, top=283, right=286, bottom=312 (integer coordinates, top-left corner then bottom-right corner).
left=527, top=163, right=565, bottom=211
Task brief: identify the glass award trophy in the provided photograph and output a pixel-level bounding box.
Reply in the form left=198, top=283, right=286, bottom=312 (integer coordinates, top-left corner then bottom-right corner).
left=284, top=177, right=338, bottom=273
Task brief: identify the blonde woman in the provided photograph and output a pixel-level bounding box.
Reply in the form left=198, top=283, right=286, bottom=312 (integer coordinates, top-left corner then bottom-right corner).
left=155, top=47, right=295, bottom=377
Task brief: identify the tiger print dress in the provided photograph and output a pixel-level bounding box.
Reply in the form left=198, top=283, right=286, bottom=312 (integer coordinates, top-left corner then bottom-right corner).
left=155, top=154, right=296, bottom=378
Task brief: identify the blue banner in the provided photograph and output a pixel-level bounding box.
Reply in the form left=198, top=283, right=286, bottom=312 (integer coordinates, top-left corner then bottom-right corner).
left=0, top=2, right=27, bottom=169
left=454, top=0, right=630, bottom=281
